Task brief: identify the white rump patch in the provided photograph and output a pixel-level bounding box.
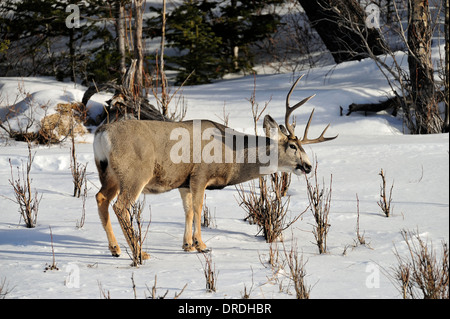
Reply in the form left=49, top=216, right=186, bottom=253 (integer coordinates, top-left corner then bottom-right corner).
left=93, top=130, right=112, bottom=163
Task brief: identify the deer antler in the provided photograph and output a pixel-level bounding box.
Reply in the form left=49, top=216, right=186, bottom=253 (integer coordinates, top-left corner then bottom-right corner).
left=285, top=75, right=338, bottom=144
left=285, top=75, right=315, bottom=138
left=301, top=109, right=337, bottom=144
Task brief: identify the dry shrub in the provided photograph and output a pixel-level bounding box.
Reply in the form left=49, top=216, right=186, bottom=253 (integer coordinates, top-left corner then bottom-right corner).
left=201, top=194, right=216, bottom=228
left=392, top=230, right=449, bottom=299
left=70, top=132, right=87, bottom=198
left=343, top=194, right=372, bottom=255
left=115, top=198, right=151, bottom=267
left=199, top=252, right=218, bottom=293
left=260, top=240, right=311, bottom=299
left=237, top=176, right=302, bottom=243
left=282, top=241, right=311, bottom=299
left=8, top=140, right=42, bottom=228
left=98, top=282, right=111, bottom=299
left=146, top=275, right=187, bottom=299
left=378, top=169, right=394, bottom=217
left=271, top=172, right=291, bottom=197
left=305, top=161, right=332, bottom=254
left=0, top=277, right=12, bottom=299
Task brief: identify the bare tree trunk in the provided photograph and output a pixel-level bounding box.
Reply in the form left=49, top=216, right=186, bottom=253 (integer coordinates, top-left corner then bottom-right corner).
left=160, top=0, right=168, bottom=116
left=115, top=1, right=127, bottom=78
left=297, top=0, right=388, bottom=64
left=68, top=27, right=76, bottom=82
left=444, top=0, right=449, bottom=132
left=134, top=0, right=145, bottom=101
left=408, top=0, right=442, bottom=134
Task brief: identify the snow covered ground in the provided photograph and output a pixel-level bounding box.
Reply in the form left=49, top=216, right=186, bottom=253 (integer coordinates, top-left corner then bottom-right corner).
left=0, top=55, right=448, bottom=299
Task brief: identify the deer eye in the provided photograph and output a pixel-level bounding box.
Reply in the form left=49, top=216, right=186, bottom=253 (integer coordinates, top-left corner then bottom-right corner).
left=289, top=144, right=297, bottom=150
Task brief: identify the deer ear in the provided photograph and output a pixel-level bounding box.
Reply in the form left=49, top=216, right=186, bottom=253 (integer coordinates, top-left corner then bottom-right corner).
left=279, top=125, right=289, bottom=136
left=263, top=115, right=283, bottom=138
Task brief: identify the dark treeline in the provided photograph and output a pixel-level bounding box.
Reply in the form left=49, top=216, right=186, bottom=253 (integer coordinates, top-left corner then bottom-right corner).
left=0, top=0, right=448, bottom=133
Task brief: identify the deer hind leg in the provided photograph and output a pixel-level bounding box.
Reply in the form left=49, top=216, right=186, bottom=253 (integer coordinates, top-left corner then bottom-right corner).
left=96, top=184, right=120, bottom=257
left=113, top=184, right=150, bottom=260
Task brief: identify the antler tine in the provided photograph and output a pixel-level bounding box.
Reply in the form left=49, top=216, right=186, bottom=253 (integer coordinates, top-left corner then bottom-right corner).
left=286, top=75, right=305, bottom=105
left=301, top=108, right=315, bottom=142
left=301, top=109, right=338, bottom=145
left=285, top=75, right=315, bottom=138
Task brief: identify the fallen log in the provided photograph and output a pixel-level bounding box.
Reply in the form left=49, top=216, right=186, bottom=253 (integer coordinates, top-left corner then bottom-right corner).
left=346, top=95, right=402, bottom=117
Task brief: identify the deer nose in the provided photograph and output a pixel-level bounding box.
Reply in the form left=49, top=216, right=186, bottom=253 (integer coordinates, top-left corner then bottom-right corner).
left=302, top=163, right=312, bottom=174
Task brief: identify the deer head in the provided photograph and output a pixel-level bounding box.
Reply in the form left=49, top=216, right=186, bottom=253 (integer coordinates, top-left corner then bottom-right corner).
left=263, top=75, right=337, bottom=175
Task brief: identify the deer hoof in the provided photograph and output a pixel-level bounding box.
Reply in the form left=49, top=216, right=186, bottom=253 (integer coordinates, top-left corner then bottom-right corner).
left=182, top=243, right=196, bottom=252
left=109, top=245, right=121, bottom=257
left=194, top=240, right=208, bottom=253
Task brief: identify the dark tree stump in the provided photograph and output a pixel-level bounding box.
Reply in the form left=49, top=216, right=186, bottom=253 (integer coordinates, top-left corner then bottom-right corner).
left=81, top=60, right=170, bottom=125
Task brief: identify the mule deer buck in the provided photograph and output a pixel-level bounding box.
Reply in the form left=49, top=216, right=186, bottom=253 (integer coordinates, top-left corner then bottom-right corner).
left=94, top=75, right=337, bottom=258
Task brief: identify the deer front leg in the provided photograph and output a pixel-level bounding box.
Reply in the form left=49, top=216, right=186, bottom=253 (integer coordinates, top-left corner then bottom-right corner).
left=179, top=188, right=196, bottom=251
left=192, top=188, right=208, bottom=252
left=180, top=186, right=208, bottom=252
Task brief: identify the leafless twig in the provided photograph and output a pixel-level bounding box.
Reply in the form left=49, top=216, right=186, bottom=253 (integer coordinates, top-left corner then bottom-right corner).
left=44, top=226, right=59, bottom=272
left=378, top=169, right=394, bottom=217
